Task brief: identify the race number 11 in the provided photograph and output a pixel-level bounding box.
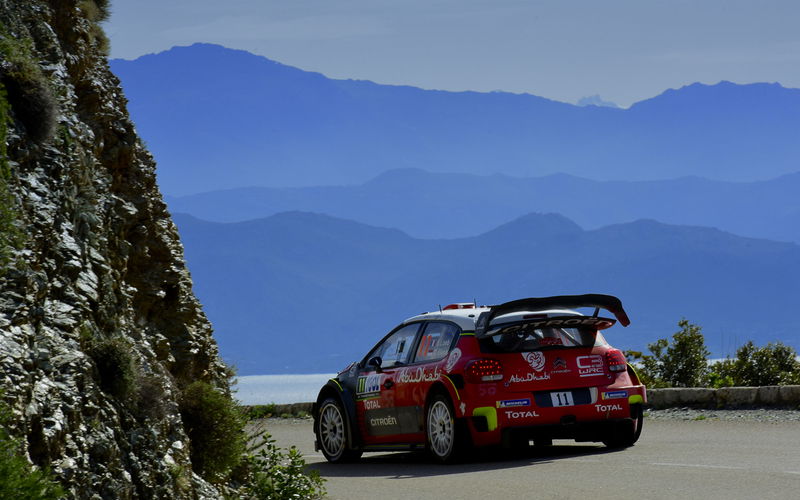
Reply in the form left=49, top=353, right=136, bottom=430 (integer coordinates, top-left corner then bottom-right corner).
left=550, top=391, right=575, bottom=407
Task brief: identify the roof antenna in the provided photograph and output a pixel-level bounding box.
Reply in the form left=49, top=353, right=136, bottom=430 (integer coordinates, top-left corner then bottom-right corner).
left=438, top=304, right=442, bottom=313
left=473, top=298, right=477, bottom=308
left=592, top=307, right=600, bottom=317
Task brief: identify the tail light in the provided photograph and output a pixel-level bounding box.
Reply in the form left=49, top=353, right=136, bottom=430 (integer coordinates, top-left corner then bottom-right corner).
left=465, top=359, right=504, bottom=383
left=606, top=349, right=627, bottom=373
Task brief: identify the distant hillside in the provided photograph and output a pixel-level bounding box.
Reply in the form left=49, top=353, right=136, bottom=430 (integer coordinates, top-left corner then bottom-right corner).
left=173, top=212, right=800, bottom=374
left=166, top=169, right=800, bottom=243
left=112, top=44, right=800, bottom=195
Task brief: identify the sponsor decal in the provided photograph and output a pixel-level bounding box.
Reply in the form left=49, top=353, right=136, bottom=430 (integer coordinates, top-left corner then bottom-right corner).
left=576, top=355, right=605, bottom=377
left=370, top=416, right=398, bottom=427
left=595, top=404, right=623, bottom=412
left=363, top=399, right=381, bottom=410
left=357, top=374, right=382, bottom=396
left=540, top=337, right=563, bottom=346
left=526, top=317, right=615, bottom=329
left=478, top=385, right=497, bottom=397
left=445, top=348, right=462, bottom=372
left=398, top=366, right=441, bottom=384
left=522, top=351, right=546, bottom=371
left=602, top=390, right=628, bottom=400
left=551, top=357, right=571, bottom=374
left=365, top=409, right=403, bottom=436
left=504, top=410, right=540, bottom=419
left=460, top=402, right=466, bottom=415
left=497, top=398, right=531, bottom=408
left=507, top=372, right=551, bottom=384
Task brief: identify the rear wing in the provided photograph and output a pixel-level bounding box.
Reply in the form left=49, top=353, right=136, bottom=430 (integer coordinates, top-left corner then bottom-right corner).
left=475, top=294, right=630, bottom=337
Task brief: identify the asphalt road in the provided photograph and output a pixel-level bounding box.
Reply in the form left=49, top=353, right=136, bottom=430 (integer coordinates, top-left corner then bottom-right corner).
left=258, top=418, right=800, bottom=500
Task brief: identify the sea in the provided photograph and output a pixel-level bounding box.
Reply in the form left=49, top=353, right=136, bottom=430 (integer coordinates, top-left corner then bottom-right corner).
left=234, top=374, right=335, bottom=405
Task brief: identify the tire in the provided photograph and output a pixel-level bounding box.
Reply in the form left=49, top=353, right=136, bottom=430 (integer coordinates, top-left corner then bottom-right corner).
left=426, top=393, right=465, bottom=463
left=603, top=403, right=644, bottom=448
left=316, top=398, right=362, bottom=463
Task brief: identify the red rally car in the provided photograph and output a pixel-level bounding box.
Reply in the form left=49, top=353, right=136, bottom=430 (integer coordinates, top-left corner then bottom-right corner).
left=313, top=294, right=646, bottom=463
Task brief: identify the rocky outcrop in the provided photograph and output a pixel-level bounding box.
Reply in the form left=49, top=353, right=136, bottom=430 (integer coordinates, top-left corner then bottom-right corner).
left=0, top=1, right=229, bottom=497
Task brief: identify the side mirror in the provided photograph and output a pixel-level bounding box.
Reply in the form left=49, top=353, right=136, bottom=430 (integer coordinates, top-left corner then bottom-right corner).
left=368, top=356, right=383, bottom=373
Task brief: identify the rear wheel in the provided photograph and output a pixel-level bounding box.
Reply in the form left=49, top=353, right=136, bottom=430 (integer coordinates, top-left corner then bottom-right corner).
left=603, top=404, right=643, bottom=448
left=317, top=398, right=362, bottom=462
left=426, top=394, right=464, bottom=463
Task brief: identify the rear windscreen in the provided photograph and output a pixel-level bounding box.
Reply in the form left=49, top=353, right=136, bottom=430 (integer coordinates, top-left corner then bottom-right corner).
left=479, top=323, right=607, bottom=353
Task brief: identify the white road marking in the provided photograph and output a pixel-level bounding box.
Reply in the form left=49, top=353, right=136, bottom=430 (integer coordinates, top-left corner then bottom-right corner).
left=652, top=462, right=746, bottom=470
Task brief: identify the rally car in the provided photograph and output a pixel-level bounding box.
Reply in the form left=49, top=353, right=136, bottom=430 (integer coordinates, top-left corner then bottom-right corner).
left=313, top=294, right=646, bottom=463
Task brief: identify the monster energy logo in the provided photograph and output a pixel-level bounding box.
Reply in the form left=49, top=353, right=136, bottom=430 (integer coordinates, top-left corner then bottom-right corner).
left=357, top=375, right=381, bottom=395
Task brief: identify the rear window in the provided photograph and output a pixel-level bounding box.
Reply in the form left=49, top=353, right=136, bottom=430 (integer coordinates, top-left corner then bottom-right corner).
left=480, top=323, right=607, bottom=353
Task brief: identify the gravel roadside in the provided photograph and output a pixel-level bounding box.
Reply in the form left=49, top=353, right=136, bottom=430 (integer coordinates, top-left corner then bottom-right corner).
left=645, top=407, right=800, bottom=422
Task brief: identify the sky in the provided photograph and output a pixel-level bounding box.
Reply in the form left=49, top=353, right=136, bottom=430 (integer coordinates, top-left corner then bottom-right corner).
left=104, top=0, right=800, bottom=107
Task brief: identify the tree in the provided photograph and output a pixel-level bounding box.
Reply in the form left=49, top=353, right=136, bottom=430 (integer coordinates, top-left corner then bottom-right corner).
left=634, top=319, right=710, bottom=388
left=709, top=341, right=800, bottom=387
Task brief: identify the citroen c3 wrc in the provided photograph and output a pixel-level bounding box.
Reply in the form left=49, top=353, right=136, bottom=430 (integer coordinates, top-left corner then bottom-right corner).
left=313, top=294, right=646, bottom=463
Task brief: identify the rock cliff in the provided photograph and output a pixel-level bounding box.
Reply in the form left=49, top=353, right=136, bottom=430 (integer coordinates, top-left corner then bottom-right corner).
left=0, top=1, right=230, bottom=497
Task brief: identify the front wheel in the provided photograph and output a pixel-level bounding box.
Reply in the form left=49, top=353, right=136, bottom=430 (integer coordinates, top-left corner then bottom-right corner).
left=426, top=394, right=465, bottom=463
left=603, top=403, right=644, bottom=448
left=316, top=398, right=362, bottom=463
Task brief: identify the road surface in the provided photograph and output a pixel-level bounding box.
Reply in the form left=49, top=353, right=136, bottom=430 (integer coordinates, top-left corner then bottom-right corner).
left=257, top=418, right=800, bottom=500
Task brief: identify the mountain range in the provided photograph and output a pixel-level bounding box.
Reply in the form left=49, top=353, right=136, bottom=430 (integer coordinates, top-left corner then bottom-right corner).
left=112, top=43, right=800, bottom=195
left=109, top=43, right=800, bottom=375
left=173, top=211, right=800, bottom=374
left=167, top=168, right=800, bottom=243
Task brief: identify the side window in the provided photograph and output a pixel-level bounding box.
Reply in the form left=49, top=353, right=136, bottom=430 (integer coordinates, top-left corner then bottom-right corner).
left=367, top=324, right=420, bottom=368
left=415, top=322, right=459, bottom=363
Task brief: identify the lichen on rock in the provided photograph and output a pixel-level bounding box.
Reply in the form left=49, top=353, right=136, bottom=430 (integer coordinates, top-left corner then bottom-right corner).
left=0, top=1, right=233, bottom=497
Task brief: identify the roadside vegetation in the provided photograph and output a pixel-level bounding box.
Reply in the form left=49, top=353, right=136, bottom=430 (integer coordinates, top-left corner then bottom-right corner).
left=627, top=319, right=800, bottom=388
left=0, top=395, right=64, bottom=500
left=244, top=404, right=311, bottom=420
left=240, top=425, right=326, bottom=500
left=178, top=380, right=325, bottom=498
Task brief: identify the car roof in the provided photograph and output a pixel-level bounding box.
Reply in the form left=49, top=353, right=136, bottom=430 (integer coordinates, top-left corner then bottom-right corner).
left=403, top=307, right=583, bottom=331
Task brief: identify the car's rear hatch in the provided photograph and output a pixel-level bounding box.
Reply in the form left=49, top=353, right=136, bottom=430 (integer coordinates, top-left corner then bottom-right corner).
left=478, top=314, right=616, bottom=393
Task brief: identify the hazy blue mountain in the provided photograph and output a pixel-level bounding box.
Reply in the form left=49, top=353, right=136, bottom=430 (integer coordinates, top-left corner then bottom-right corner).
left=166, top=169, right=800, bottom=243
left=173, top=211, right=800, bottom=374
left=112, top=44, right=800, bottom=195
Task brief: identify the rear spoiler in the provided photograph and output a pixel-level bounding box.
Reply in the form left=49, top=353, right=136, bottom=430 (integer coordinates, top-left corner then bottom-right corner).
left=475, top=294, right=630, bottom=336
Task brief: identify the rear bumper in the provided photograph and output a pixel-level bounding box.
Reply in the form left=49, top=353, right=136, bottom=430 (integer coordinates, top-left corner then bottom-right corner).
left=465, top=384, right=646, bottom=446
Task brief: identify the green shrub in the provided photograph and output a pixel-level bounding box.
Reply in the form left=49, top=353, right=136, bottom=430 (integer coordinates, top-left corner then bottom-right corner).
left=709, top=341, right=800, bottom=387
left=135, top=373, right=168, bottom=420
left=0, top=28, right=57, bottom=146
left=179, top=381, right=246, bottom=483
left=79, top=0, right=111, bottom=22
left=77, top=1, right=111, bottom=55
left=631, top=319, right=710, bottom=388
left=0, top=83, right=22, bottom=270
left=0, top=397, right=64, bottom=499
left=245, top=404, right=278, bottom=420
left=242, top=432, right=326, bottom=500
left=86, top=336, right=137, bottom=400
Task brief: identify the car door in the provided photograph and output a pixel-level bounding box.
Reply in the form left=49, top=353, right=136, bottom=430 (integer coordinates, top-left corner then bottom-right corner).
left=391, top=321, right=462, bottom=437
left=356, top=323, right=422, bottom=442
